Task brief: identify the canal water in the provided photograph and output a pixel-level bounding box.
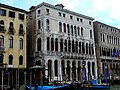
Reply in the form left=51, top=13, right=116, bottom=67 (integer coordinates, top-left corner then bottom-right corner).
left=74, top=85, right=120, bottom=90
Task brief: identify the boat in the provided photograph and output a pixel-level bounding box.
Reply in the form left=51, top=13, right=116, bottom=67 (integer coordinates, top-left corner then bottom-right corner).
left=26, top=83, right=79, bottom=90
left=80, top=79, right=111, bottom=89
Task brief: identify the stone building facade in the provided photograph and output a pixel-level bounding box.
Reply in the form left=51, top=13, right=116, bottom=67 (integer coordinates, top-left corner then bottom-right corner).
left=27, top=2, right=98, bottom=82
left=0, top=3, right=27, bottom=88
left=94, top=21, right=120, bottom=79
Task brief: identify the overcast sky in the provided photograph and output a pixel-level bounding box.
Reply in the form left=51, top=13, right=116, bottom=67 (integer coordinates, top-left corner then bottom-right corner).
left=1, top=0, right=120, bottom=28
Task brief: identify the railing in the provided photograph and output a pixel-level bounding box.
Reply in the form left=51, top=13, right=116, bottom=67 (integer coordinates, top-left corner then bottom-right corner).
left=34, top=51, right=43, bottom=58
left=0, top=26, right=6, bottom=33
left=19, top=29, right=25, bottom=36
left=8, top=28, right=15, bottom=35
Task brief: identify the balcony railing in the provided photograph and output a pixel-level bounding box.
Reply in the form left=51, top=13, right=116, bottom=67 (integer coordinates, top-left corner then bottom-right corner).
left=19, top=29, right=25, bottom=36
left=0, top=25, right=6, bottom=33
left=8, top=27, right=15, bottom=35
left=34, top=51, right=43, bottom=58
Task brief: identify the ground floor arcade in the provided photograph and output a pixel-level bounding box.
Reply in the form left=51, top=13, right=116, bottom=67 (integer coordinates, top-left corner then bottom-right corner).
left=35, top=58, right=98, bottom=83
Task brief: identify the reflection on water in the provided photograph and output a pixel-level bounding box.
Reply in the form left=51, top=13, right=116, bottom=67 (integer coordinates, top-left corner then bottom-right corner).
left=110, top=85, right=120, bottom=90
left=74, top=85, right=120, bottom=90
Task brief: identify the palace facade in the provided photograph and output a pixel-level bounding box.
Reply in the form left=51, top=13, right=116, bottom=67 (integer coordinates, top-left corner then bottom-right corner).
left=94, top=21, right=120, bottom=79
left=27, top=2, right=97, bottom=82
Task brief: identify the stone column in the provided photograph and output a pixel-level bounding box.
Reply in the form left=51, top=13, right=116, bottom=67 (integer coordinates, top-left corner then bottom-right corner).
left=76, top=64, right=78, bottom=81
left=70, top=61, right=72, bottom=81
left=58, top=60, right=62, bottom=81
left=86, top=61, right=88, bottom=81
left=52, top=60, right=55, bottom=81
left=90, top=61, right=93, bottom=78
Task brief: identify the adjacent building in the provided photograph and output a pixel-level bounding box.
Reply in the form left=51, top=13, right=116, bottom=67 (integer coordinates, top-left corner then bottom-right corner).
left=27, top=2, right=97, bottom=82
left=0, top=3, right=27, bottom=87
left=94, top=21, right=120, bottom=79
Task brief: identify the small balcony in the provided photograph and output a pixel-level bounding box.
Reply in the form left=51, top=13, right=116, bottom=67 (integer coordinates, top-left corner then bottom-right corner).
left=0, top=25, right=6, bottom=33
left=19, top=29, right=25, bottom=36
left=8, top=27, right=15, bottom=35
left=34, top=51, right=43, bottom=58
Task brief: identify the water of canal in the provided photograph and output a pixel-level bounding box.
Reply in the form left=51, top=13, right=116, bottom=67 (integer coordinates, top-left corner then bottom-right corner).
left=74, top=85, right=120, bottom=90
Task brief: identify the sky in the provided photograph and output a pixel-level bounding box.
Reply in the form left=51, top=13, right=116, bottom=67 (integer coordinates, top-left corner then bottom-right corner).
left=1, top=0, right=120, bottom=28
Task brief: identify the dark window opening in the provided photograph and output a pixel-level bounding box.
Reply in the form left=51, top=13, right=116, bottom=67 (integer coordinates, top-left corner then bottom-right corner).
left=37, top=38, right=41, bottom=51
left=46, top=9, right=49, bottom=15
left=68, top=40, right=71, bottom=52
left=60, top=39, right=63, bottom=52
left=79, top=42, right=81, bottom=53
left=54, top=60, right=58, bottom=76
left=47, top=37, right=50, bottom=51
left=19, top=38, right=23, bottom=49
left=19, top=24, right=24, bottom=35
left=64, top=40, right=67, bottom=52
left=19, top=55, right=23, bottom=65
left=70, top=15, right=73, bottom=19
left=0, top=9, right=6, bottom=16
left=58, top=12, right=61, bottom=16
left=19, top=13, right=24, bottom=20
left=55, top=38, right=58, bottom=51
left=63, top=13, right=65, bottom=17
left=9, top=55, right=13, bottom=65
left=9, top=11, right=15, bottom=18
left=51, top=38, right=54, bottom=51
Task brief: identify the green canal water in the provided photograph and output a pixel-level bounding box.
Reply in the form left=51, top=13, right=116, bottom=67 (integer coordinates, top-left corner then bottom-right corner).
left=74, top=85, right=120, bottom=90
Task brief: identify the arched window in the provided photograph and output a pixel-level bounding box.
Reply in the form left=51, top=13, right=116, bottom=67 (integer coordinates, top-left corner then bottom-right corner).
left=54, top=60, right=58, bottom=76
left=0, top=20, right=4, bottom=25
left=9, top=22, right=14, bottom=34
left=37, top=38, right=41, bottom=51
left=0, top=35, right=4, bottom=47
left=47, top=37, right=50, bottom=51
left=61, top=60, right=65, bottom=75
left=59, top=22, right=62, bottom=32
left=20, top=24, right=23, bottom=29
left=74, top=26, right=76, bottom=35
left=0, top=20, right=5, bottom=31
left=19, top=38, right=23, bottom=49
left=38, top=20, right=41, bottom=29
left=92, top=44, right=94, bottom=55
left=86, top=43, right=88, bottom=54
left=79, top=42, right=81, bottom=53
left=67, top=24, right=70, bottom=34
left=90, top=30, right=92, bottom=39
left=68, top=40, right=71, bottom=52
left=19, top=55, right=23, bottom=65
left=76, top=41, right=78, bottom=53
left=71, top=25, right=73, bottom=35
left=63, top=23, right=66, bottom=33
left=48, top=60, right=52, bottom=80
left=9, top=54, right=13, bottom=65
left=9, top=36, right=13, bottom=48
left=9, top=22, right=13, bottom=28
left=92, top=62, right=95, bottom=76
left=51, top=38, right=54, bottom=51
left=81, top=27, right=83, bottom=36
left=60, top=39, right=63, bottom=52
left=0, top=54, right=3, bottom=64
left=19, top=24, right=24, bottom=35
left=46, top=19, right=50, bottom=30
left=77, top=27, right=80, bottom=35
left=72, top=40, right=75, bottom=52
left=82, top=42, right=85, bottom=54
left=55, top=38, right=58, bottom=51
left=64, top=39, right=67, bottom=52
